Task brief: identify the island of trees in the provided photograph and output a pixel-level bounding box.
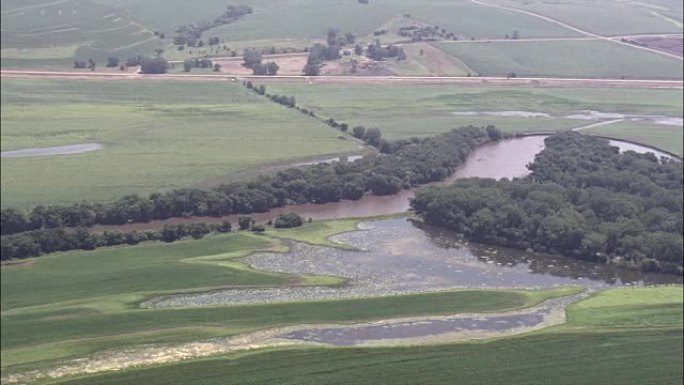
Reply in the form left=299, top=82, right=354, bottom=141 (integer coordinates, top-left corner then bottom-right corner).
left=411, top=132, right=683, bottom=274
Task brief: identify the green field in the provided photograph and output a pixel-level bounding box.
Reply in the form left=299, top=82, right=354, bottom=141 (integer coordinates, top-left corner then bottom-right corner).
left=264, top=83, right=684, bottom=146
left=1, top=0, right=578, bottom=67
left=583, top=120, right=684, bottom=156
left=50, top=286, right=684, bottom=385
left=0, top=0, right=161, bottom=68
left=491, top=0, right=683, bottom=35
left=436, top=40, right=684, bottom=79
left=0, top=78, right=359, bottom=208
left=0, top=218, right=578, bottom=379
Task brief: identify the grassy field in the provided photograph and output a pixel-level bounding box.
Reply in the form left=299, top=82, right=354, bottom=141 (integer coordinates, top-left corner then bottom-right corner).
left=206, top=0, right=576, bottom=45
left=0, top=0, right=161, bottom=68
left=491, top=0, right=683, bottom=36
left=0, top=218, right=578, bottom=376
left=436, top=40, right=684, bottom=79
left=584, top=120, right=684, bottom=156
left=264, top=83, right=683, bottom=145
left=0, top=78, right=359, bottom=208
left=51, top=286, right=684, bottom=385
left=1, top=0, right=578, bottom=67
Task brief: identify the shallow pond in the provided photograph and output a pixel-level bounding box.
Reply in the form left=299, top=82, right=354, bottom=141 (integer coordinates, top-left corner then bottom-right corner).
left=0, top=143, right=103, bottom=158
left=279, top=294, right=579, bottom=346
left=143, top=218, right=680, bottom=309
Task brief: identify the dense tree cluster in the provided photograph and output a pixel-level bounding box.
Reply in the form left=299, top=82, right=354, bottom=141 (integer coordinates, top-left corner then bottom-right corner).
left=173, top=5, right=252, bottom=47
left=139, top=57, right=169, bottom=74
left=274, top=213, right=304, bottom=229
left=73, top=58, right=96, bottom=70
left=242, top=49, right=279, bottom=75
left=183, top=57, right=213, bottom=72
left=411, top=132, right=683, bottom=274
left=0, top=221, right=217, bottom=260
left=1, top=126, right=495, bottom=244
left=366, top=42, right=406, bottom=61
left=106, top=57, right=120, bottom=67
left=303, top=28, right=355, bottom=76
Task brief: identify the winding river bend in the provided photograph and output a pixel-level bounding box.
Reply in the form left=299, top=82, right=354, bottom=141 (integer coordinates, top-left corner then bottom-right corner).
left=5, top=136, right=681, bottom=384
left=98, top=135, right=676, bottom=232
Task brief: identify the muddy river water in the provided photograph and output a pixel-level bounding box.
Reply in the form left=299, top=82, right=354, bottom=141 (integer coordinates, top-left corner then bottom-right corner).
left=5, top=137, right=681, bottom=384
left=138, top=135, right=681, bottom=346
left=102, top=135, right=676, bottom=233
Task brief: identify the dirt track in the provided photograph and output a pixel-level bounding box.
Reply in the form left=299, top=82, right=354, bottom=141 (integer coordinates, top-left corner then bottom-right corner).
left=2, top=70, right=682, bottom=88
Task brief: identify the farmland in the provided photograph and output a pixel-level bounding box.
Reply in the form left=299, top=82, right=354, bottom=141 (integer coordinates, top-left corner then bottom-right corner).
left=489, top=0, right=683, bottom=35
left=436, top=40, right=684, bottom=79
left=0, top=218, right=582, bottom=381
left=583, top=120, right=684, bottom=156
left=0, top=0, right=160, bottom=68
left=0, top=78, right=360, bottom=208
left=1, top=0, right=683, bottom=384
left=1, top=0, right=579, bottom=68
left=46, top=286, right=684, bottom=385
left=264, top=83, right=683, bottom=149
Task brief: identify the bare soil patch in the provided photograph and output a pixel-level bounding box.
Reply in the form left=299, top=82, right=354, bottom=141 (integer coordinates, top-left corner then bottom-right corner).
left=214, top=53, right=309, bottom=76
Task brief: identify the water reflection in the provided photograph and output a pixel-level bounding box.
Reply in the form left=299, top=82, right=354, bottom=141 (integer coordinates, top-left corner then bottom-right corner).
left=415, top=220, right=679, bottom=286
left=143, top=218, right=680, bottom=309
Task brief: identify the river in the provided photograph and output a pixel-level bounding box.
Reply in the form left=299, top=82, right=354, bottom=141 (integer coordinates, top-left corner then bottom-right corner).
left=97, top=135, right=672, bottom=232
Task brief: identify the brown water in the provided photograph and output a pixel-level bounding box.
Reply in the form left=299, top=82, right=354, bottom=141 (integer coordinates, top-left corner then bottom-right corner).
left=95, top=136, right=545, bottom=232
left=94, top=135, right=674, bottom=232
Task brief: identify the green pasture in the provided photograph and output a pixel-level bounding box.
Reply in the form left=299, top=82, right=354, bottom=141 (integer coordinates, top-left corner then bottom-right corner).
left=206, top=0, right=575, bottom=45
left=51, top=286, right=683, bottom=385
left=0, top=217, right=579, bottom=375
left=264, top=83, right=683, bottom=144
left=1, top=0, right=578, bottom=67
left=491, top=0, right=683, bottom=35
left=0, top=78, right=358, bottom=208
left=583, top=120, right=684, bottom=156
left=1, top=0, right=160, bottom=67
left=436, top=40, right=684, bottom=79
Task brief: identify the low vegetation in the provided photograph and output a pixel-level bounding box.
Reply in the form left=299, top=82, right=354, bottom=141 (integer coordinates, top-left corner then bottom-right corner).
left=436, top=40, right=684, bottom=79
left=47, top=287, right=684, bottom=385
left=0, top=79, right=357, bottom=208
left=0, top=217, right=578, bottom=375
left=263, top=83, right=683, bottom=140
left=412, top=133, right=683, bottom=274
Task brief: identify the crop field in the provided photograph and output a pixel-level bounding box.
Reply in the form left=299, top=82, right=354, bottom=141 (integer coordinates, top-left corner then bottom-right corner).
left=47, top=286, right=683, bottom=385
left=435, top=40, right=684, bottom=79
left=583, top=120, right=684, bottom=156
left=206, top=0, right=576, bottom=45
left=264, top=83, right=683, bottom=143
left=386, top=43, right=474, bottom=76
left=2, top=0, right=580, bottom=67
left=0, top=78, right=359, bottom=208
left=0, top=0, right=160, bottom=68
left=0, top=219, right=577, bottom=380
left=490, top=0, right=683, bottom=35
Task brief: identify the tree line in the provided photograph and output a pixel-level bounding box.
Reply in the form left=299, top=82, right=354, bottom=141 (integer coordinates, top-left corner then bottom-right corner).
left=1, top=126, right=497, bottom=240
left=1, top=213, right=305, bottom=260
left=411, top=132, right=683, bottom=275
left=173, top=5, right=252, bottom=47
